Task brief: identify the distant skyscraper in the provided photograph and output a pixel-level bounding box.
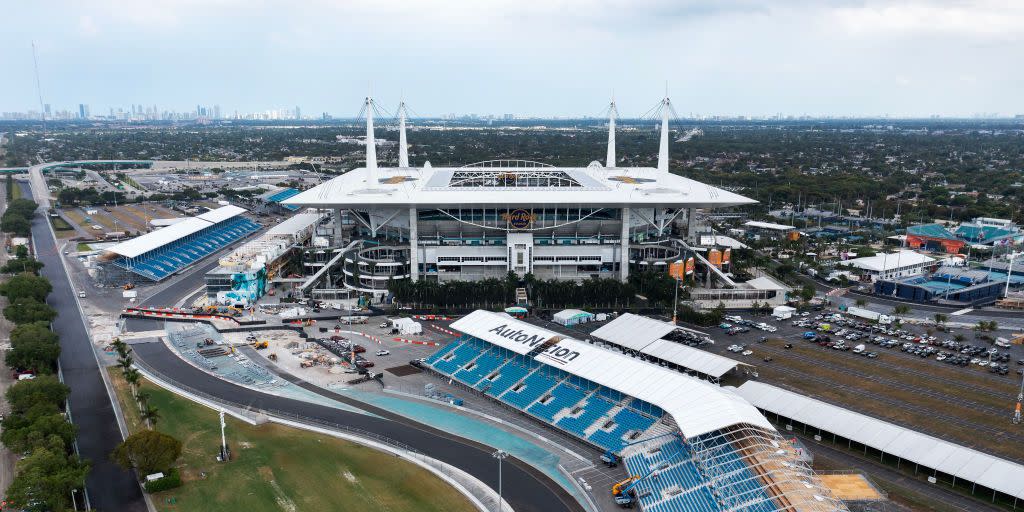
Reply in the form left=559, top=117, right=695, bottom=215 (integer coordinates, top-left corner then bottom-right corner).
left=213, top=104, right=221, bottom=119
left=79, top=104, right=89, bottom=119
left=44, top=104, right=51, bottom=116
left=295, top=106, right=301, bottom=120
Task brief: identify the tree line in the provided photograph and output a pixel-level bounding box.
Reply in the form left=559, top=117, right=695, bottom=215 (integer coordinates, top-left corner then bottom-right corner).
left=387, top=270, right=688, bottom=310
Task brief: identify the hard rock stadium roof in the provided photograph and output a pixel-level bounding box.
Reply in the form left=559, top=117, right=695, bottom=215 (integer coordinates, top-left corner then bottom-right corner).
left=284, top=163, right=756, bottom=210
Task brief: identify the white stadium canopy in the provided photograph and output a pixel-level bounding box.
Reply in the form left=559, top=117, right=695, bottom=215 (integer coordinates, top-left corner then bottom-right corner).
left=451, top=310, right=772, bottom=439
left=107, top=205, right=246, bottom=259
left=591, top=313, right=677, bottom=351
left=197, top=204, right=247, bottom=223
left=591, top=313, right=741, bottom=379
left=736, top=381, right=1024, bottom=500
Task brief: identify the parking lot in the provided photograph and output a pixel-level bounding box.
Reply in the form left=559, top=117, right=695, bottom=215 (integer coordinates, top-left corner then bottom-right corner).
left=693, top=310, right=1024, bottom=463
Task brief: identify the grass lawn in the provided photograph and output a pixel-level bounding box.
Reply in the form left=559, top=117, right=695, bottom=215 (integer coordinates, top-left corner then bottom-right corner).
left=76, top=242, right=92, bottom=251
left=108, top=368, right=477, bottom=512
left=10, top=183, right=21, bottom=199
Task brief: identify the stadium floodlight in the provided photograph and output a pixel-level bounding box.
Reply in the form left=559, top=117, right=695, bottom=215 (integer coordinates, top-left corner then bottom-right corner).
left=492, top=449, right=509, bottom=512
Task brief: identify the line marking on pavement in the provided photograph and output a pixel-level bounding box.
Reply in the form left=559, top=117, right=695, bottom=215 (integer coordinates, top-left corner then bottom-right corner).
left=951, top=308, right=974, bottom=316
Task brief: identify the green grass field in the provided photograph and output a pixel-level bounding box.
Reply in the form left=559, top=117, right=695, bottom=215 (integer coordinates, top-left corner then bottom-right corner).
left=109, top=369, right=477, bottom=512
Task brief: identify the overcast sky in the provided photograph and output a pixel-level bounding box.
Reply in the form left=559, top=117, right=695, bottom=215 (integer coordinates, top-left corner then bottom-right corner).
left=2, top=0, right=1023, bottom=118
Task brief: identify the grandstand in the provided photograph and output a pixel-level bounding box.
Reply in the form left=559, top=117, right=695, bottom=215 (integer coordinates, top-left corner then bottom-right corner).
left=427, top=310, right=846, bottom=512
left=105, top=205, right=261, bottom=281
left=261, top=187, right=300, bottom=211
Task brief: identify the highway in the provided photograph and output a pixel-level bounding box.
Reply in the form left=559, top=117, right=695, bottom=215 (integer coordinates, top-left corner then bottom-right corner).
left=27, top=182, right=147, bottom=511
left=132, top=342, right=582, bottom=512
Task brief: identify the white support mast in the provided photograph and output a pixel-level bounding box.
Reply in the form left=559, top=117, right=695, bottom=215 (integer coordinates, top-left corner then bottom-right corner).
left=365, top=96, right=379, bottom=185
left=657, top=95, right=671, bottom=174
left=398, top=100, right=409, bottom=168
left=606, top=97, right=617, bottom=168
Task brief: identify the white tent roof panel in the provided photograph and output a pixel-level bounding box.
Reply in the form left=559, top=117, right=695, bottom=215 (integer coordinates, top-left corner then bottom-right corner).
left=641, top=339, right=741, bottom=379
left=197, top=204, right=246, bottom=223
left=590, top=313, right=676, bottom=351
left=736, top=381, right=1024, bottom=499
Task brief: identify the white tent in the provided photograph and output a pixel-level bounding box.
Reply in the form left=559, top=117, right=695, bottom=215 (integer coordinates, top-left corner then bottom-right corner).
left=552, top=309, right=595, bottom=326
left=772, top=305, right=796, bottom=319
left=391, top=317, right=422, bottom=335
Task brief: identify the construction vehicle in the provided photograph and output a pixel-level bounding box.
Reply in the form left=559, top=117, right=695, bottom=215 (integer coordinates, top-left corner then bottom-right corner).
left=251, top=341, right=269, bottom=350
left=612, top=471, right=657, bottom=507
left=268, top=353, right=278, bottom=361
left=123, top=283, right=135, bottom=291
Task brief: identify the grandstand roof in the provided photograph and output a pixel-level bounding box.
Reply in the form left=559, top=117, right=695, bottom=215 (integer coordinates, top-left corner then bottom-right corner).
left=955, top=224, right=1016, bottom=243
left=283, top=165, right=757, bottom=209
left=840, top=250, right=934, bottom=272
left=266, top=212, right=324, bottom=237
left=907, top=223, right=959, bottom=241
left=591, top=313, right=742, bottom=378
left=451, top=310, right=770, bottom=438
left=736, top=381, right=1024, bottom=500
left=592, top=313, right=677, bottom=350
left=197, top=204, right=246, bottom=223
left=743, top=220, right=796, bottom=231
left=107, top=205, right=247, bottom=259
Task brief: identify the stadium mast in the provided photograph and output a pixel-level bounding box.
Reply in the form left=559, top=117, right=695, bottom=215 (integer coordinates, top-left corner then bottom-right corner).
left=657, top=94, right=671, bottom=174
left=398, top=99, right=410, bottom=168
left=364, top=95, right=379, bottom=185
left=606, top=96, right=617, bottom=168
left=31, top=41, right=46, bottom=135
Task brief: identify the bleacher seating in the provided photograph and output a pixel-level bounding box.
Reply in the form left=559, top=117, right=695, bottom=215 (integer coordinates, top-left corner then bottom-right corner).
left=695, top=433, right=776, bottom=512
left=589, top=407, right=659, bottom=452
left=432, top=340, right=486, bottom=375
left=527, top=383, right=587, bottom=421
left=453, top=348, right=505, bottom=386
left=498, top=369, right=560, bottom=410
left=479, top=357, right=534, bottom=395
left=555, top=395, right=615, bottom=437
left=114, top=216, right=261, bottom=281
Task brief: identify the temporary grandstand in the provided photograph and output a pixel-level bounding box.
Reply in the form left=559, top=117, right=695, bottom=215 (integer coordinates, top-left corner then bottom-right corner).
left=428, top=310, right=846, bottom=512
left=104, top=205, right=261, bottom=282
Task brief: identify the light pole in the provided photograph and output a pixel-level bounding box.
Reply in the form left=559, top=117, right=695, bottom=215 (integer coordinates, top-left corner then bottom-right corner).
left=1005, top=251, right=1020, bottom=299
left=492, top=449, right=508, bottom=512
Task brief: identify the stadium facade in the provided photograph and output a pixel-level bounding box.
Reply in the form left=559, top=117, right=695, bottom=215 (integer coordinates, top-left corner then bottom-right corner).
left=285, top=97, right=756, bottom=293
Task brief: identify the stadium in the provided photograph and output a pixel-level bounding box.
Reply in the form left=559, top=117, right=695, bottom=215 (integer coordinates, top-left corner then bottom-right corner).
left=426, top=310, right=846, bottom=512
left=285, top=97, right=756, bottom=294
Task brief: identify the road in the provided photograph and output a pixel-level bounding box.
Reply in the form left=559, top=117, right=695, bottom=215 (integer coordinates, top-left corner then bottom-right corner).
left=27, top=182, right=147, bottom=511
left=131, top=342, right=581, bottom=512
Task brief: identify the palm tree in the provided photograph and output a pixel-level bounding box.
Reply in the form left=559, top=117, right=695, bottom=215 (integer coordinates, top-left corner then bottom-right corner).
left=118, top=355, right=134, bottom=372
left=135, top=391, right=151, bottom=410
left=123, top=367, right=141, bottom=398
left=141, top=405, right=160, bottom=428
left=934, top=313, right=947, bottom=326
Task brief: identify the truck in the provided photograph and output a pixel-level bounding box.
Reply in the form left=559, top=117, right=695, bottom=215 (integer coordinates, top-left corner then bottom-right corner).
left=852, top=344, right=866, bottom=354
left=846, top=306, right=893, bottom=325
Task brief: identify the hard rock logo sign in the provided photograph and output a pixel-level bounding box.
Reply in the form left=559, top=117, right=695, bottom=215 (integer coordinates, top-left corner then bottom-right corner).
left=502, top=209, right=536, bottom=229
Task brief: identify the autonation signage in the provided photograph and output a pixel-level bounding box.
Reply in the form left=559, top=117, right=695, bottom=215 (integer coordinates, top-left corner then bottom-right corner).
left=486, top=324, right=581, bottom=364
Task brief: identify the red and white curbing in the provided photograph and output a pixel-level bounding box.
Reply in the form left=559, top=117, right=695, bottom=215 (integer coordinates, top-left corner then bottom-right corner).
left=429, top=324, right=459, bottom=336
left=412, top=314, right=453, bottom=321
left=392, top=337, right=442, bottom=347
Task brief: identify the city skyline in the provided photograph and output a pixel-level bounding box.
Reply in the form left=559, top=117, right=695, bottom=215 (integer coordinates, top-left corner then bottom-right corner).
left=2, top=1, right=1024, bottom=118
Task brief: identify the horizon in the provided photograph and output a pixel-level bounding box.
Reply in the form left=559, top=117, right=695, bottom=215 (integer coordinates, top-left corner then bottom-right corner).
left=2, top=1, right=1024, bottom=118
